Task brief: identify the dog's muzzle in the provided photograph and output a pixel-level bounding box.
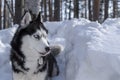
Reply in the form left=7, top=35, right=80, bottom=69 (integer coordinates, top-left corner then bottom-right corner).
left=40, top=47, right=51, bottom=56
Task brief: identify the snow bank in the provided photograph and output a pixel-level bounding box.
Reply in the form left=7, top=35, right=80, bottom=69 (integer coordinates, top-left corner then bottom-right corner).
left=0, top=25, right=17, bottom=80
left=1, top=18, right=120, bottom=80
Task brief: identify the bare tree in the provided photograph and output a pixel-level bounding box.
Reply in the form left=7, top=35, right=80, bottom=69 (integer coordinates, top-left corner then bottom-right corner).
left=104, top=0, right=109, bottom=20
left=99, top=0, right=104, bottom=23
left=84, top=0, right=87, bottom=18
left=11, top=0, right=14, bottom=12
left=88, top=0, right=92, bottom=20
left=3, top=0, right=7, bottom=29
left=48, top=0, right=53, bottom=21
left=68, top=0, right=72, bottom=20
left=14, top=0, right=24, bottom=24
left=113, top=0, right=118, bottom=18
left=54, top=0, right=60, bottom=21
left=60, top=0, right=62, bottom=20
left=0, top=0, right=1, bottom=29
left=64, top=0, right=68, bottom=20
left=74, top=0, right=79, bottom=18
left=93, top=0, right=100, bottom=21
left=1, top=0, right=120, bottom=27
left=43, top=0, right=47, bottom=21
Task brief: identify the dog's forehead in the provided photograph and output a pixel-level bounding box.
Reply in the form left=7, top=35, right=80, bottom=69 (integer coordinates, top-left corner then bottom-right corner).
left=17, top=20, right=48, bottom=36
left=23, top=21, right=47, bottom=33
left=35, top=28, right=47, bottom=35
left=30, top=21, right=48, bottom=32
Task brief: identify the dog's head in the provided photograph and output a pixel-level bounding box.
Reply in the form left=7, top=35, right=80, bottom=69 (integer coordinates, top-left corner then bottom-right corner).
left=12, top=12, right=50, bottom=55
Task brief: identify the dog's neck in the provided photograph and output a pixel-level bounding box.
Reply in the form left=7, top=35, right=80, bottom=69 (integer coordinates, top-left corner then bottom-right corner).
left=20, top=38, right=43, bottom=74
left=34, top=56, right=47, bottom=74
left=20, top=36, right=40, bottom=60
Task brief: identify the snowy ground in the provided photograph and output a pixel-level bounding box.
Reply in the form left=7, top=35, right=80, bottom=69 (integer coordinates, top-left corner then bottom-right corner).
left=1, top=18, right=120, bottom=80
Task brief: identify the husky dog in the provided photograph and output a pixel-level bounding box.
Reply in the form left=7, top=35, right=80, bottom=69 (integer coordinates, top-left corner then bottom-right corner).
left=10, top=12, right=59, bottom=80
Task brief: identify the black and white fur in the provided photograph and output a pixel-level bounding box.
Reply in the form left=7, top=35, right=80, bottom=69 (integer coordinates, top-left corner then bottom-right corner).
left=10, top=12, right=59, bottom=80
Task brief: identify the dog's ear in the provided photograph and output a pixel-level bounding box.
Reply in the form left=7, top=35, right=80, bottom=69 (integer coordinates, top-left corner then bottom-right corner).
left=20, top=11, right=32, bottom=27
left=35, top=12, right=41, bottom=22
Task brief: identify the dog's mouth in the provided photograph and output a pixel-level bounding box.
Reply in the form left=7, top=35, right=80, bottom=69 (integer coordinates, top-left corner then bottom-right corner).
left=39, top=50, right=51, bottom=56
left=33, top=48, right=51, bottom=56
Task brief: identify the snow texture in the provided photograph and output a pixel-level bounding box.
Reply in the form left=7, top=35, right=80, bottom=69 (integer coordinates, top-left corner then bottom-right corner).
left=1, top=18, right=120, bottom=80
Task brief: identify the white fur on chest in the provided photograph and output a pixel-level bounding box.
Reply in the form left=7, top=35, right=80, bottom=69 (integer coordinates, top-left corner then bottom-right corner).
left=21, top=35, right=45, bottom=74
left=21, top=43, right=39, bottom=73
left=13, top=71, right=47, bottom=80
left=15, top=36, right=47, bottom=80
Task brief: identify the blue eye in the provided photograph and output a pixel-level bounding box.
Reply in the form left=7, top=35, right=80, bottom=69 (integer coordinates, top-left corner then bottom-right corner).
left=33, top=35, right=40, bottom=40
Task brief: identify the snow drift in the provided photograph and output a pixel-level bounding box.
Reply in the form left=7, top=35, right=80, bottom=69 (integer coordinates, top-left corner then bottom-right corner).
left=0, top=18, right=120, bottom=80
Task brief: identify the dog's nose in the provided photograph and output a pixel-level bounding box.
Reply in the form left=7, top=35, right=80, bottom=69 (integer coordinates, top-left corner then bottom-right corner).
left=45, top=47, right=50, bottom=52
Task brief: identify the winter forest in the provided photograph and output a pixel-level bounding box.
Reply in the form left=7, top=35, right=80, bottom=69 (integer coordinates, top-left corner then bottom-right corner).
left=0, top=0, right=120, bottom=29
left=1, top=0, right=120, bottom=80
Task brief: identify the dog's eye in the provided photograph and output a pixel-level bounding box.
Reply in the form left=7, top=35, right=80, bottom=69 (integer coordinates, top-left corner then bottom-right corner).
left=33, top=35, right=41, bottom=40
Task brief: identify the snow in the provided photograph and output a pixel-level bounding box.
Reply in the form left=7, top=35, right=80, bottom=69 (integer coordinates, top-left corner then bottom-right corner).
left=1, top=18, right=120, bottom=80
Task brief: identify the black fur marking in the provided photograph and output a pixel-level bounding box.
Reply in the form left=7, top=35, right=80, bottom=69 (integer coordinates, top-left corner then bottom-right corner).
left=10, top=49, right=29, bottom=73
left=10, top=19, right=48, bottom=73
left=34, top=54, right=59, bottom=76
left=34, top=57, right=47, bottom=74
left=47, top=54, right=59, bottom=77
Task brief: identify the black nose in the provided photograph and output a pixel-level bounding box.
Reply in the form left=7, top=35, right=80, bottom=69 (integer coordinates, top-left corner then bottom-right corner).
left=45, top=47, right=50, bottom=52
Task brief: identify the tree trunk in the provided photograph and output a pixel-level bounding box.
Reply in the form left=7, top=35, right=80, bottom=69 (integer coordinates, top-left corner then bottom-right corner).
left=3, top=0, right=7, bottom=29
left=54, top=0, right=60, bottom=21
left=104, top=0, right=109, bottom=20
left=48, top=0, right=53, bottom=21
left=43, top=0, right=47, bottom=21
left=0, top=0, right=1, bottom=29
left=93, top=0, right=100, bottom=21
left=64, top=0, right=68, bottom=20
left=88, top=0, right=92, bottom=20
left=40, top=0, right=43, bottom=15
left=74, top=0, right=79, bottom=18
left=25, top=0, right=41, bottom=20
left=113, top=0, right=117, bottom=18
left=11, top=0, right=14, bottom=12
left=14, top=0, right=24, bottom=24
left=99, top=0, right=104, bottom=23
left=84, top=0, right=87, bottom=18
left=68, top=0, right=72, bottom=20
left=60, top=0, right=62, bottom=20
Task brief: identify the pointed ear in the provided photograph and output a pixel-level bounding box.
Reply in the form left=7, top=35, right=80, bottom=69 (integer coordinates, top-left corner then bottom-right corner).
left=20, top=12, right=32, bottom=27
left=35, top=12, right=41, bottom=22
